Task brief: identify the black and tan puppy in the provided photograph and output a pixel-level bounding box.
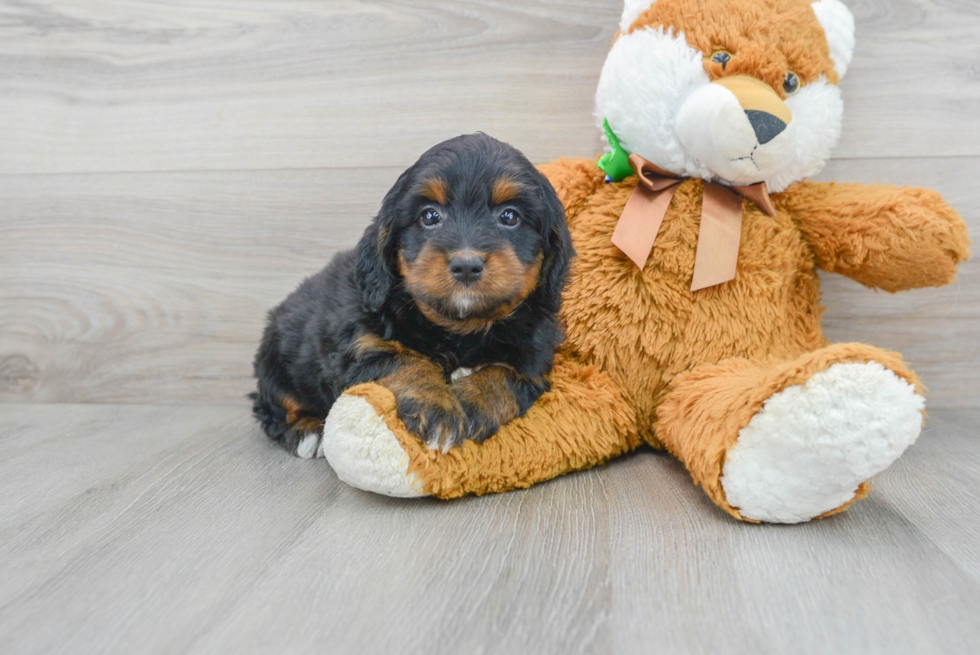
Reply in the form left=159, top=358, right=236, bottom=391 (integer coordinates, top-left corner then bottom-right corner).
left=251, top=134, right=573, bottom=458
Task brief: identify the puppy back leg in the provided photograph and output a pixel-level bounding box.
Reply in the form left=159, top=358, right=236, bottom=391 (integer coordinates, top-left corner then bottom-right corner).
left=251, top=385, right=326, bottom=459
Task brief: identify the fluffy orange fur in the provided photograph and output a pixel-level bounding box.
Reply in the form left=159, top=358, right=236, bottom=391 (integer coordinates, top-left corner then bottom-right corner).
left=628, top=0, right=840, bottom=90
left=344, top=355, right=639, bottom=498
left=348, top=156, right=968, bottom=515
left=340, top=1, right=971, bottom=520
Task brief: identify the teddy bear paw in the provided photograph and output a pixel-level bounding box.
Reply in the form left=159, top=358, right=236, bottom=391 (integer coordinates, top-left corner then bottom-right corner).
left=320, top=393, right=429, bottom=498
left=721, top=362, right=924, bottom=523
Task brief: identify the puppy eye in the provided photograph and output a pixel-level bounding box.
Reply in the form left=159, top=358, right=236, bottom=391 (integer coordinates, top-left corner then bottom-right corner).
left=783, top=72, right=801, bottom=96
left=420, top=209, right=442, bottom=228
left=711, top=50, right=732, bottom=70
left=498, top=209, right=520, bottom=227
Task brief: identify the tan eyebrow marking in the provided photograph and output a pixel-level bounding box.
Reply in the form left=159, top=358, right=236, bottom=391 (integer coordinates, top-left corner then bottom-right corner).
left=491, top=177, right=523, bottom=205
left=420, top=178, right=449, bottom=205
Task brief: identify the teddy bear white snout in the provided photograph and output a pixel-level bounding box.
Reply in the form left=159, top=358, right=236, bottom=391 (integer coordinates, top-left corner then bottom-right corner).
left=675, top=75, right=797, bottom=186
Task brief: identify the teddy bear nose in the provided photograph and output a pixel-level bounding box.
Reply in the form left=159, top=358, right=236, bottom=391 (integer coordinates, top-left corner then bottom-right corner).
left=746, top=110, right=788, bottom=145
left=449, top=255, right=485, bottom=285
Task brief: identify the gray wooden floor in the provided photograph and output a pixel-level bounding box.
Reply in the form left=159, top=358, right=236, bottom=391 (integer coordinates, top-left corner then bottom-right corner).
left=1, top=405, right=978, bottom=654
left=2, top=0, right=980, bottom=653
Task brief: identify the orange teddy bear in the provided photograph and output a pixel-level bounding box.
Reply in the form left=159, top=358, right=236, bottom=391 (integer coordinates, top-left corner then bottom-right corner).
left=319, top=0, right=970, bottom=523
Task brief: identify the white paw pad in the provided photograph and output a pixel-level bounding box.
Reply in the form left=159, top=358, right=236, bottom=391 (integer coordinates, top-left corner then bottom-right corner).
left=320, top=394, right=427, bottom=498
left=722, top=362, right=924, bottom=524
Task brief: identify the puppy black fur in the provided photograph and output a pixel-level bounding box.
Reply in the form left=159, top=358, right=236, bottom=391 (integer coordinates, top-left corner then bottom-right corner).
left=252, top=134, right=573, bottom=456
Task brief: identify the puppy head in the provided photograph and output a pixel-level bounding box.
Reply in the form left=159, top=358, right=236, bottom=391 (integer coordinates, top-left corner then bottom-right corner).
left=356, top=133, right=572, bottom=334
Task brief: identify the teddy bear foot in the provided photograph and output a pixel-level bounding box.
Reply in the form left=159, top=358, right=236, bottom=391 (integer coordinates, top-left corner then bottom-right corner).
left=721, top=362, right=924, bottom=524
left=319, top=392, right=428, bottom=498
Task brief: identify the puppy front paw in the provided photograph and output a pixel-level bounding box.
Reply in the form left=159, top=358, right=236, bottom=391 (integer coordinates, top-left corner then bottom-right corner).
left=451, top=370, right=523, bottom=444
left=394, top=389, right=467, bottom=453
left=457, top=404, right=504, bottom=444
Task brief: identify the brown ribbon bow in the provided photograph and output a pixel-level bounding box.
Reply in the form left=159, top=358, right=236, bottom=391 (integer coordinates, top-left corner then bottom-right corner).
left=611, top=154, right=777, bottom=291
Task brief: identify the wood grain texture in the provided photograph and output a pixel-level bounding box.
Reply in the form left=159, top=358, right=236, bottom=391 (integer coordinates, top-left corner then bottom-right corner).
left=0, top=0, right=978, bottom=176
left=0, top=403, right=978, bottom=654
left=602, top=415, right=980, bottom=655
left=0, top=168, right=393, bottom=403
left=0, top=0, right=620, bottom=175
left=2, top=158, right=976, bottom=406
left=1, top=0, right=976, bottom=406
left=816, top=158, right=979, bottom=409
left=1, top=2, right=978, bottom=653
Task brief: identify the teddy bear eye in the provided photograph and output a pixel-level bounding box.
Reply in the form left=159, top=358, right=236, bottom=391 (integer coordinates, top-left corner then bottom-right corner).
left=711, top=50, right=732, bottom=70
left=783, top=72, right=801, bottom=95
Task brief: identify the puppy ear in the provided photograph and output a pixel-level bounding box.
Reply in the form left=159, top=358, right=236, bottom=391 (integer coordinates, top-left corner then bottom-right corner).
left=354, top=220, right=394, bottom=313
left=356, top=171, right=410, bottom=313
left=537, top=177, right=575, bottom=314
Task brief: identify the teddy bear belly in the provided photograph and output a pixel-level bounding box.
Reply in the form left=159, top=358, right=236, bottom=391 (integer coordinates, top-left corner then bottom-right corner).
left=560, top=200, right=827, bottom=443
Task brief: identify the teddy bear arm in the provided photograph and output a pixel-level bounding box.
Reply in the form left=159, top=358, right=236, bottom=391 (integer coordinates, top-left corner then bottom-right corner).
left=414, top=356, right=640, bottom=498
left=785, top=181, right=970, bottom=293
left=322, top=355, right=640, bottom=499
left=537, top=157, right=607, bottom=222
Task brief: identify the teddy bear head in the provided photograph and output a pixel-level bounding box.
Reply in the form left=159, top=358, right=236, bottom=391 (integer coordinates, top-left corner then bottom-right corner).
left=596, top=0, right=855, bottom=193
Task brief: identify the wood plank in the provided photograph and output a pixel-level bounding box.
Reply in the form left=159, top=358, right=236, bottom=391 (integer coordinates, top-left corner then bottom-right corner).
left=0, top=167, right=393, bottom=404
left=2, top=157, right=976, bottom=407
left=0, top=404, right=340, bottom=652
left=839, top=0, right=980, bottom=158
left=0, top=403, right=242, bottom=529
left=0, top=404, right=978, bottom=654
left=601, top=417, right=980, bottom=655
left=816, top=157, right=980, bottom=410
left=0, top=0, right=620, bottom=175
left=872, top=410, right=980, bottom=582
left=0, top=0, right=978, bottom=176
left=0, top=403, right=616, bottom=654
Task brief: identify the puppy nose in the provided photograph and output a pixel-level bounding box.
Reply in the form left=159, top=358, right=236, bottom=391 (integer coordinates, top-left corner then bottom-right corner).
left=745, top=110, right=787, bottom=145
left=449, top=255, right=485, bottom=285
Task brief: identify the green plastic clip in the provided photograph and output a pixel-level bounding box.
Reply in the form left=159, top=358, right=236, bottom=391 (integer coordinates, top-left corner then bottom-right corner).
left=597, top=118, right=634, bottom=182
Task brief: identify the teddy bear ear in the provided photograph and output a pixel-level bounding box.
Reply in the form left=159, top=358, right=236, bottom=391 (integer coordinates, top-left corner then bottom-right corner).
left=812, top=0, right=856, bottom=79
left=619, top=0, right=657, bottom=33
